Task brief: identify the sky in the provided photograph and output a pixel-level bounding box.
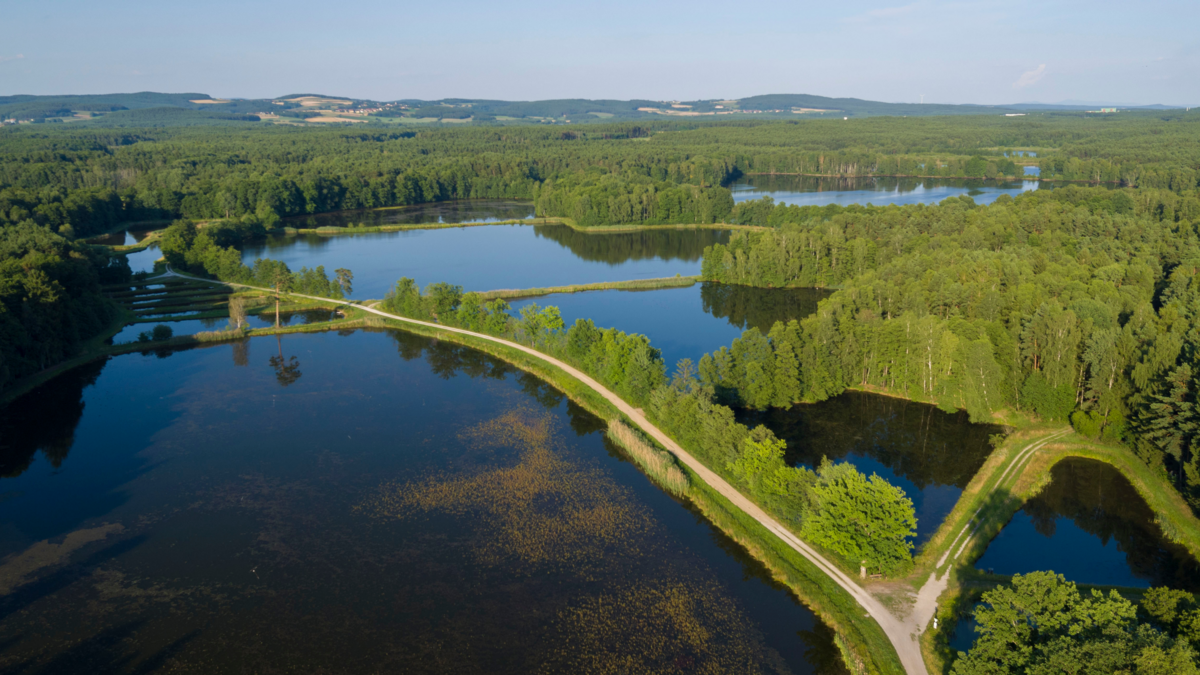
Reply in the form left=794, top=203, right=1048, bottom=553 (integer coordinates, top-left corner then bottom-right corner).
left=3, top=0, right=1198, bottom=106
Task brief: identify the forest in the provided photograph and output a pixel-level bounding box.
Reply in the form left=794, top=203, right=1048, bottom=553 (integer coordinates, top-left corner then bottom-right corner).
left=697, top=184, right=1200, bottom=513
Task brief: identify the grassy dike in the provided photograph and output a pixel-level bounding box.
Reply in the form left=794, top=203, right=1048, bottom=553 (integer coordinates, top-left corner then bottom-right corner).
left=477, top=276, right=699, bottom=300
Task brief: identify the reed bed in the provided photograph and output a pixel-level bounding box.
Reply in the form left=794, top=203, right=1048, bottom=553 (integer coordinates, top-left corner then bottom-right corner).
left=607, top=420, right=689, bottom=496
left=478, top=276, right=698, bottom=301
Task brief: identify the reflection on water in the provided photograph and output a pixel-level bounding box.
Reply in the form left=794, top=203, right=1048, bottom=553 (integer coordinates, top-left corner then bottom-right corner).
left=284, top=199, right=537, bottom=229
left=509, top=283, right=830, bottom=369
left=241, top=225, right=729, bottom=298
left=730, top=175, right=1040, bottom=207
left=738, top=391, right=1000, bottom=545
left=0, top=330, right=843, bottom=672
left=975, top=458, right=1200, bottom=589
left=530, top=225, right=727, bottom=264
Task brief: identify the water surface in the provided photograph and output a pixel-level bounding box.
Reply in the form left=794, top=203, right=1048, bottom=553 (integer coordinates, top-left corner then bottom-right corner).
left=241, top=224, right=728, bottom=299
left=510, top=283, right=831, bottom=369
left=738, top=391, right=1000, bottom=546
left=729, top=175, right=1040, bottom=207
left=0, top=331, right=844, bottom=673
left=284, top=199, right=537, bottom=229
left=974, top=457, right=1200, bottom=589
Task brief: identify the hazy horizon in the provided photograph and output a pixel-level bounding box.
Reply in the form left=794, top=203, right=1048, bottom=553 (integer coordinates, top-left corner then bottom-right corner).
left=3, top=0, right=1197, bottom=107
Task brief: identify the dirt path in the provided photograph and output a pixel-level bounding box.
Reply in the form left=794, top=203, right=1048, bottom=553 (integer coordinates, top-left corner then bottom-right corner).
left=160, top=269, right=929, bottom=674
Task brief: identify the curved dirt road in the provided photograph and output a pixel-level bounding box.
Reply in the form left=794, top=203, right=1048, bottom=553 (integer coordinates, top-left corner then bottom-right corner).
left=161, top=270, right=929, bottom=674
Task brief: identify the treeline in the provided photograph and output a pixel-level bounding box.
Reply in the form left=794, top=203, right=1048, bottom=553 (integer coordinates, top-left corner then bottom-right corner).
left=2, top=114, right=1198, bottom=239
left=157, top=219, right=352, bottom=299
left=378, top=277, right=918, bottom=575
left=533, top=171, right=734, bottom=226
left=0, top=222, right=127, bottom=392
left=698, top=185, right=1200, bottom=510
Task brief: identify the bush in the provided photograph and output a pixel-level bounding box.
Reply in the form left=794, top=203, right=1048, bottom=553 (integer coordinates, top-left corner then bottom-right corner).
left=151, top=324, right=173, bottom=341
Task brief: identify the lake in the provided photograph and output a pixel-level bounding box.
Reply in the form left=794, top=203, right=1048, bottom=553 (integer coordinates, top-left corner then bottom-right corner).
left=974, top=457, right=1200, bottom=589
left=729, top=175, right=1040, bottom=207
left=509, top=283, right=832, bottom=370
left=738, top=391, right=1001, bottom=546
left=0, top=330, right=845, bottom=673
left=241, top=224, right=729, bottom=299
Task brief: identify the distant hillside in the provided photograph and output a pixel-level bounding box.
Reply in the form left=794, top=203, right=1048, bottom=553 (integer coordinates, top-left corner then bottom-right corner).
left=0, top=91, right=1186, bottom=127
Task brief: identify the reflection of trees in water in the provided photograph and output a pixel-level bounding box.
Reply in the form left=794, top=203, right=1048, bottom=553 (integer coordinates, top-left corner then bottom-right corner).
left=0, top=358, right=107, bottom=477
left=268, top=336, right=302, bottom=387
left=531, top=225, right=728, bottom=264
left=1023, top=458, right=1200, bottom=590
left=386, top=329, right=606, bottom=437
left=738, top=391, right=998, bottom=491
left=232, top=339, right=249, bottom=367
left=284, top=200, right=536, bottom=230
left=700, top=282, right=832, bottom=334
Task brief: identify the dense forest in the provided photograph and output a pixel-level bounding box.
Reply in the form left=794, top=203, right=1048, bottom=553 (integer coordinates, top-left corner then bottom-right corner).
left=698, top=184, right=1200, bottom=510
left=2, top=113, right=1198, bottom=241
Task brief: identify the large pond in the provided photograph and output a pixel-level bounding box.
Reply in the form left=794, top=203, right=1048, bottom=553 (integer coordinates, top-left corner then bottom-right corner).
left=974, top=457, right=1200, bottom=590
left=241, top=224, right=729, bottom=299
left=0, top=331, right=846, bottom=673
left=284, top=199, right=537, bottom=229
left=509, top=282, right=832, bottom=369
left=738, top=391, right=1001, bottom=546
left=729, top=175, right=1041, bottom=208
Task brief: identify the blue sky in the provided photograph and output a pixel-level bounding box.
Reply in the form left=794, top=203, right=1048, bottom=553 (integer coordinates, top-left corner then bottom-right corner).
left=3, top=0, right=1197, bottom=105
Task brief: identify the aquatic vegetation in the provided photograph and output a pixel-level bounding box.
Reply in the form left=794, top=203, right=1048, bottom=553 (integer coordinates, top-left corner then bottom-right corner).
left=606, top=420, right=689, bottom=495
left=539, top=578, right=788, bottom=675
left=361, top=408, right=655, bottom=571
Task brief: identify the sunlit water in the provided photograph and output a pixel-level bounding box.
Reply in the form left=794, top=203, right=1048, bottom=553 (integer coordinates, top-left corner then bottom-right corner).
left=729, top=175, right=1040, bottom=208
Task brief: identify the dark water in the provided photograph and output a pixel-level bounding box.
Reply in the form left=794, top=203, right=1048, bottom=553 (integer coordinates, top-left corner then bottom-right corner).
left=729, top=175, right=1040, bottom=207
left=0, top=331, right=844, bottom=673
left=738, top=391, right=1001, bottom=546
left=974, top=457, right=1200, bottom=589
left=109, top=311, right=341, bottom=344
left=509, top=283, right=832, bottom=370
left=284, top=199, right=537, bottom=229
left=110, top=317, right=230, bottom=344
left=241, top=224, right=728, bottom=299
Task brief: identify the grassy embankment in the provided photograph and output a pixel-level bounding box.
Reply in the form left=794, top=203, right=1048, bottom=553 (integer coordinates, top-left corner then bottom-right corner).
left=477, top=276, right=699, bottom=301
left=912, top=410, right=1200, bottom=673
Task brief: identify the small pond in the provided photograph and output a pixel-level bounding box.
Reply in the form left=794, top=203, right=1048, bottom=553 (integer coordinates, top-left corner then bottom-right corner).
left=0, top=330, right=846, bottom=673
left=974, top=457, right=1200, bottom=589
left=729, top=175, right=1040, bottom=208
left=241, top=223, right=729, bottom=299
left=738, top=391, right=1001, bottom=546
left=509, top=282, right=832, bottom=369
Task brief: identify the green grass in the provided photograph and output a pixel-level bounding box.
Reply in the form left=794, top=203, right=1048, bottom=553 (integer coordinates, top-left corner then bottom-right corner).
left=477, top=276, right=699, bottom=300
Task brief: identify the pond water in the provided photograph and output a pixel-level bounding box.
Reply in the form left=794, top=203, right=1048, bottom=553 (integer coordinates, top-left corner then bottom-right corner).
left=738, top=391, right=1001, bottom=546
left=974, top=457, right=1200, bottom=589
left=124, top=244, right=162, bottom=275
left=509, top=283, right=832, bottom=369
left=110, top=317, right=230, bottom=344
left=284, top=199, right=537, bottom=229
left=241, top=224, right=728, bottom=299
left=729, top=175, right=1040, bottom=208
left=0, top=330, right=845, bottom=673
left=108, top=311, right=341, bottom=344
